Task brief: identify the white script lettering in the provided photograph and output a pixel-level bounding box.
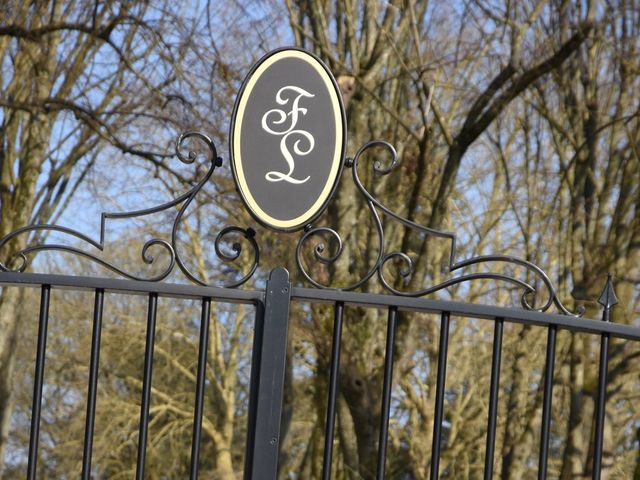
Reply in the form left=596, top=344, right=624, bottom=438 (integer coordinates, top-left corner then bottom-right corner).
left=261, top=86, right=315, bottom=184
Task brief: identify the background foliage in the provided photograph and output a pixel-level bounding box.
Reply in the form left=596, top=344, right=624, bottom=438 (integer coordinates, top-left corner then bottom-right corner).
left=0, top=0, right=638, bottom=478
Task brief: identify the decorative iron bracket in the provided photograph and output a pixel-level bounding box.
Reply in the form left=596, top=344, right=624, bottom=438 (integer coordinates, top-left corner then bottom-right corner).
left=0, top=132, right=258, bottom=288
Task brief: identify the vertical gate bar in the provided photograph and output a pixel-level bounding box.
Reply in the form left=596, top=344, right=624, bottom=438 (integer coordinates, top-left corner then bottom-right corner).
left=592, top=332, right=609, bottom=480
left=430, top=311, right=451, bottom=480
left=243, top=301, right=265, bottom=479
left=483, top=317, right=504, bottom=480
left=189, top=297, right=212, bottom=480
left=27, top=284, right=51, bottom=480
left=135, top=292, right=158, bottom=480
left=376, top=306, right=398, bottom=480
left=244, top=267, right=291, bottom=480
left=538, top=324, right=557, bottom=480
left=81, top=289, right=104, bottom=480
left=593, top=275, right=617, bottom=480
left=321, top=301, right=345, bottom=480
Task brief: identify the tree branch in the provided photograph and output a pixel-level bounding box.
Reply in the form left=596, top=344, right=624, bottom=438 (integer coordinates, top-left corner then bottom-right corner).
left=458, top=20, right=594, bottom=151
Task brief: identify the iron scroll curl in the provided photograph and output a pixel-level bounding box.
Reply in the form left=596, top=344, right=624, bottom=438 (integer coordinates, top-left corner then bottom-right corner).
left=0, top=132, right=259, bottom=288
left=295, top=140, right=583, bottom=316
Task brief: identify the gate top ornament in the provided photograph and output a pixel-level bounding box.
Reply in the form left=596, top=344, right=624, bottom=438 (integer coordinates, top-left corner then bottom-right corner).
left=230, top=48, right=346, bottom=232
left=0, top=47, right=585, bottom=316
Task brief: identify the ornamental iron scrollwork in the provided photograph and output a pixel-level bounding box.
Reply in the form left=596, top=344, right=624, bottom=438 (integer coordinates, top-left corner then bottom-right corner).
left=0, top=131, right=581, bottom=315
left=295, top=140, right=584, bottom=316
left=0, top=132, right=259, bottom=288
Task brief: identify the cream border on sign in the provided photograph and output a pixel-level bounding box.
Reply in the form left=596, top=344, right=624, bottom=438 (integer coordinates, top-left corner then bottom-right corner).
left=232, top=50, right=344, bottom=230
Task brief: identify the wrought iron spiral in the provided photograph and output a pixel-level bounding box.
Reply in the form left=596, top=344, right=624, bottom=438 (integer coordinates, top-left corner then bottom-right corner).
left=295, top=140, right=582, bottom=316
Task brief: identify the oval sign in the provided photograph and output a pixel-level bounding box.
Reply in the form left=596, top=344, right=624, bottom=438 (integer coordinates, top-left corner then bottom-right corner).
left=230, top=48, right=346, bottom=231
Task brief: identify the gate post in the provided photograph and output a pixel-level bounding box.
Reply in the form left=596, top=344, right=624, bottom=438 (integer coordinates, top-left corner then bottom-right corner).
left=244, top=267, right=291, bottom=480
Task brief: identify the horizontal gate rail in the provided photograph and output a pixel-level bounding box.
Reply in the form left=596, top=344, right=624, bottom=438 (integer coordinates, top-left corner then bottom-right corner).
left=2, top=272, right=638, bottom=341
left=290, top=287, right=640, bottom=340
left=0, top=271, right=262, bottom=303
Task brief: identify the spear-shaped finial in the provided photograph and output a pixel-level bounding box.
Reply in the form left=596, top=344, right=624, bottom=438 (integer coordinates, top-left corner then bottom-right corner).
left=597, top=273, right=619, bottom=321
left=593, top=273, right=618, bottom=477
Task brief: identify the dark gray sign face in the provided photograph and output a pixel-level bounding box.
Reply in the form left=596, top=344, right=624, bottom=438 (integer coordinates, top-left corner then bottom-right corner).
left=230, top=48, right=346, bottom=231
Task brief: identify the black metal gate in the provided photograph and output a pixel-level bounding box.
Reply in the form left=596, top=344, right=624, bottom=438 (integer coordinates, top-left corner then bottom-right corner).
left=1, top=132, right=638, bottom=479
left=0, top=267, right=637, bottom=480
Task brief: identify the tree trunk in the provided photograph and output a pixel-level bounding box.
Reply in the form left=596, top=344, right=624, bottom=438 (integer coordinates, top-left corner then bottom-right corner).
left=0, top=288, right=22, bottom=470
left=215, top=447, right=236, bottom=480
